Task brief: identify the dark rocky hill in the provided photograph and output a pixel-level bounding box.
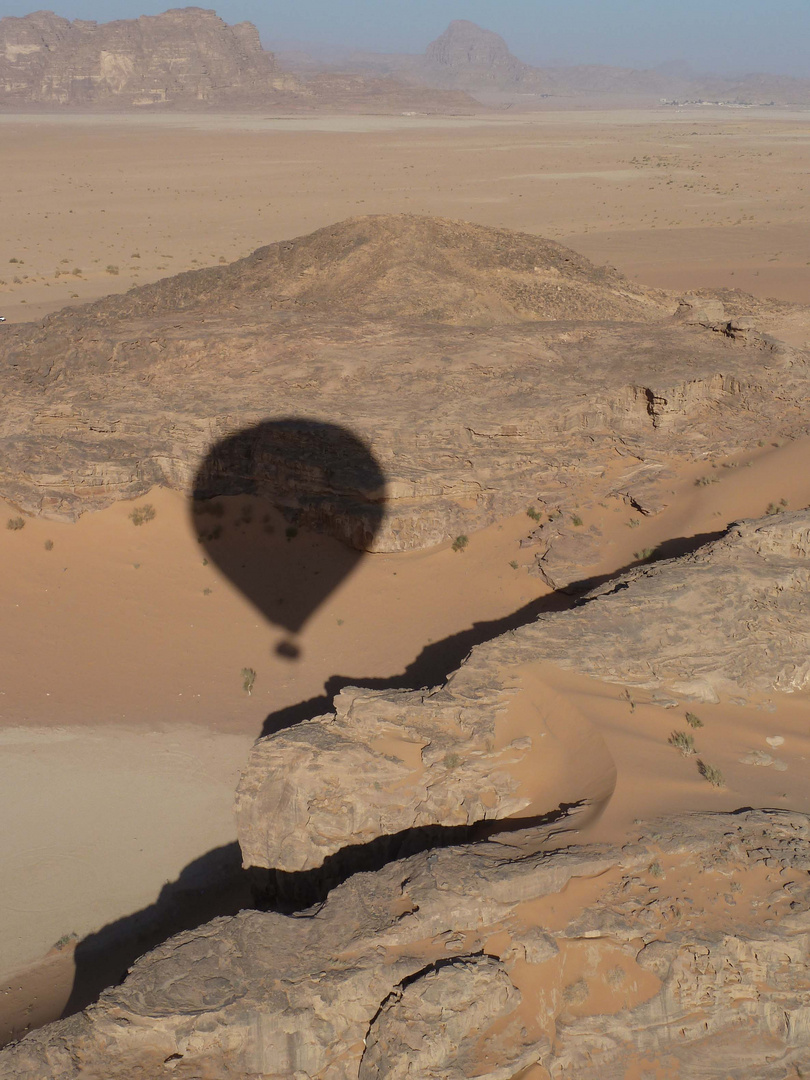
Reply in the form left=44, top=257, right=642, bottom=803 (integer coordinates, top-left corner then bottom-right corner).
left=0, top=214, right=806, bottom=547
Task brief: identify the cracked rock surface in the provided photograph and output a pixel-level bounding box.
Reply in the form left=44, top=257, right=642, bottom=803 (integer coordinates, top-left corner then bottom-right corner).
left=236, top=509, right=810, bottom=874
left=2, top=809, right=809, bottom=1079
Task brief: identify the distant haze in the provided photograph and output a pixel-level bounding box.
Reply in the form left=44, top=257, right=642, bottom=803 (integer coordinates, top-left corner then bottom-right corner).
left=1, top=1, right=809, bottom=78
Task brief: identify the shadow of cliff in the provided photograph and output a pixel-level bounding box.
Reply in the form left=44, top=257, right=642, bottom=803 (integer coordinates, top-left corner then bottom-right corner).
left=63, top=843, right=253, bottom=1018
left=261, top=527, right=726, bottom=737
left=62, top=527, right=724, bottom=1023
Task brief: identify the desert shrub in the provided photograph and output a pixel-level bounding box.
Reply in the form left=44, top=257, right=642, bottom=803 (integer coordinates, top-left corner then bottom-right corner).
left=627, top=517, right=640, bottom=528
left=697, top=759, right=724, bottom=787
left=451, top=534, right=468, bottom=552
left=526, top=506, right=541, bottom=522
left=129, top=503, right=156, bottom=526
left=444, top=752, right=461, bottom=769
left=695, top=475, right=719, bottom=486
left=241, top=667, right=256, bottom=695
left=668, top=730, right=695, bottom=757
left=634, top=547, right=655, bottom=561
left=6, top=517, right=25, bottom=530
left=648, top=861, right=664, bottom=878
left=509, top=560, right=519, bottom=569
left=106, top=264, right=120, bottom=275
left=571, top=514, right=583, bottom=527
left=685, top=711, right=703, bottom=729
left=44, top=539, right=54, bottom=551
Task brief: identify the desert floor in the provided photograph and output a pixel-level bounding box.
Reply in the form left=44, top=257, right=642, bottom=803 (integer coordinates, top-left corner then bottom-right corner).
left=1, top=106, right=809, bottom=1044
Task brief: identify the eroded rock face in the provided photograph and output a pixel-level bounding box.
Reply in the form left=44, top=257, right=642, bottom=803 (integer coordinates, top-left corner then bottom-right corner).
left=3, top=810, right=809, bottom=1078
left=1, top=215, right=806, bottom=549
left=236, top=509, right=810, bottom=875
left=0, top=8, right=292, bottom=107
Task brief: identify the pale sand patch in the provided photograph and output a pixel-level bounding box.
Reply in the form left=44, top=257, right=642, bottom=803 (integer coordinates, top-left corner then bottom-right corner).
left=0, top=725, right=250, bottom=975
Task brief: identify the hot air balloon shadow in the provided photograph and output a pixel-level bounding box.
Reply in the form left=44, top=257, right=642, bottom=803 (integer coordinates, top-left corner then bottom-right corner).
left=191, top=419, right=386, bottom=659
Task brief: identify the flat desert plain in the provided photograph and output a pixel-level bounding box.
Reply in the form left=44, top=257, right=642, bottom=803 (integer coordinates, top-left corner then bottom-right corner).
left=1, top=107, right=810, bottom=1046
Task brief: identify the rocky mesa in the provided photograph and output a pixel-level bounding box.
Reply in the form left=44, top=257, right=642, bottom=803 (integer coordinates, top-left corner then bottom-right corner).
left=1, top=214, right=807, bottom=552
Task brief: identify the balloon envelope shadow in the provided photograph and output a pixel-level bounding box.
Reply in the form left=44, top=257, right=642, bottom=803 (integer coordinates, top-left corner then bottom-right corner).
left=191, top=419, right=386, bottom=658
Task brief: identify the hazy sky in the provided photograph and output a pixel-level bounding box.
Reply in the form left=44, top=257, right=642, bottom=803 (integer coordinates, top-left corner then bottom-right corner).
left=3, top=1, right=809, bottom=77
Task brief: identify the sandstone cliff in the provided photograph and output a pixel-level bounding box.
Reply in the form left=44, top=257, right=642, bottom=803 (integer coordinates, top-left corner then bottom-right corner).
left=0, top=8, right=478, bottom=112
left=0, top=7, right=294, bottom=107
left=3, top=809, right=809, bottom=1078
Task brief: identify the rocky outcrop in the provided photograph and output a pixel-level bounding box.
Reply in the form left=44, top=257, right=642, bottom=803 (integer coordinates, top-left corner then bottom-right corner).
left=0, top=9, right=478, bottom=112
left=0, top=8, right=296, bottom=107
left=423, top=19, right=535, bottom=90
left=235, top=509, right=810, bottom=875
left=3, top=809, right=809, bottom=1078
left=0, top=215, right=806, bottom=547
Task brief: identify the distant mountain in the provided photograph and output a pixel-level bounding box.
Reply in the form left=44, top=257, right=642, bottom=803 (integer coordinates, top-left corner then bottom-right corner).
left=276, top=19, right=810, bottom=107
left=0, top=8, right=475, bottom=112
left=0, top=7, right=295, bottom=106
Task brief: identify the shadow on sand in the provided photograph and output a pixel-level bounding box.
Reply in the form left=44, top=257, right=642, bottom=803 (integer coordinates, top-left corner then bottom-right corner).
left=62, top=419, right=725, bottom=1022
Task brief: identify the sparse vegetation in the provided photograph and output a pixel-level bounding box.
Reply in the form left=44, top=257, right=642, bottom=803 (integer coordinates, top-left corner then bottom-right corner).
left=106, top=264, right=120, bottom=275
left=44, top=539, right=54, bottom=551
left=695, top=475, right=719, bottom=486
left=570, top=514, right=583, bottom=527
left=668, top=730, right=696, bottom=757
left=627, top=517, right=641, bottom=528
left=202, top=587, right=212, bottom=595
left=509, top=559, right=519, bottom=569
left=685, top=711, right=703, bottom=729
left=129, top=503, right=156, bottom=526
left=53, top=933, right=77, bottom=950
left=451, top=534, right=469, bottom=552
left=765, top=499, right=789, bottom=515
left=648, top=861, right=664, bottom=879
left=241, top=667, right=256, bottom=695
left=444, top=752, right=461, bottom=769
left=697, top=759, right=724, bottom=787
left=634, top=547, right=655, bottom=561
left=6, top=517, right=25, bottom=530
left=526, top=506, right=541, bottom=522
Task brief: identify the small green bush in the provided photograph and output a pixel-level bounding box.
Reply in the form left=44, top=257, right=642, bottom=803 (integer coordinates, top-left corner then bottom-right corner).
left=697, top=759, right=724, bottom=787
left=106, top=264, right=120, bottom=275
left=685, top=711, right=703, bottom=729
left=668, top=730, right=695, bottom=757
left=571, top=514, right=583, bottom=527
left=634, top=547, right=655, bottom=561
left=526, top=506, right=541, bottom=522
left=129, top=503, right=156, bottom=526
left=451, top=534, right=469, bottom=552
left=648, top=861, right=664, bottom=879
left=241, top=667, right=256, bottom=695
left=6, top=517, right=25, bottom=531
left=509, top=560, right=519, bottom=569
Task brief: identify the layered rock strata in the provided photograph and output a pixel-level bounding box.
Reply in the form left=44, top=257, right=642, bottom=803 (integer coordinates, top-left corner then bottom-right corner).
left=236, top=509, right=810, bottom=874
left=0, top=8, right=292, bottom=107
left=3, top=809, right=809, bottom=1078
